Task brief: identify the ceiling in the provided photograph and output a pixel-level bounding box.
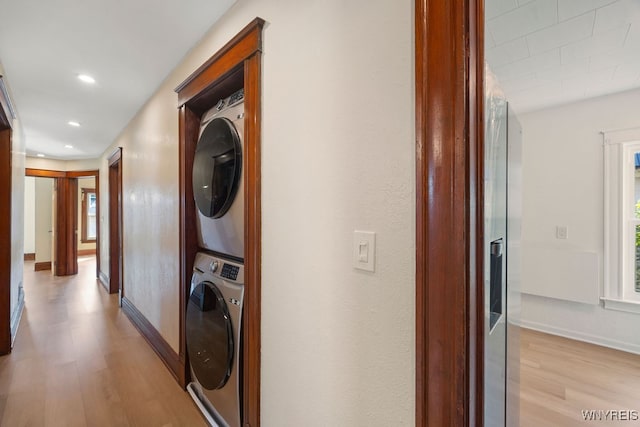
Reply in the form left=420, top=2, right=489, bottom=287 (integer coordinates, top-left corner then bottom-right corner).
left=486, top=0, right=640, bottom=113
left=0, top=0, right=235, bottom=160
left=1, top=1, right=637, bottom=160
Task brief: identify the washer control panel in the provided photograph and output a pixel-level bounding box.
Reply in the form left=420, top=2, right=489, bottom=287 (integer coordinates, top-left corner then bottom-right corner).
left=228, top=89, right=244, bottom=106
left=193, top=252, right=245, bottom=285
left=221, top=263, right=240, bottom=281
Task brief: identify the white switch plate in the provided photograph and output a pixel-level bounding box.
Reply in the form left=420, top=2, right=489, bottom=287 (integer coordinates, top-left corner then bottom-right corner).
left=353, top=231, right=376, bottom=272
left=556, top=225, right=568, bottom=240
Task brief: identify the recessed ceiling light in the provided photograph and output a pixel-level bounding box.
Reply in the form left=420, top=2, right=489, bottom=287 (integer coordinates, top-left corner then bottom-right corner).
left=64, top=144, right=73, bottom=149
left=77, top=74, right=96, bottom=84
left=68, top=121, right=80, bottom=127
left=36, top=153, right=45, bottom=157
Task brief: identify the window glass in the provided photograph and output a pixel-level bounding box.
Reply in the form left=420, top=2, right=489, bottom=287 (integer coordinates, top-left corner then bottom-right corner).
left=82, top=189, right=97, bottom=242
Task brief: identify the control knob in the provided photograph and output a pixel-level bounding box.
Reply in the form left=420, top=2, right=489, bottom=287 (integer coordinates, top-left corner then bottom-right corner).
left=210, top=261, right=219, bottom=273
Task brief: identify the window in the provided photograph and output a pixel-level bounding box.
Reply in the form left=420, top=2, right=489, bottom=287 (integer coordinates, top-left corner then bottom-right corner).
left=603, top=129, right=640, bottom=312
left=81, top=188, right=97, bottom=243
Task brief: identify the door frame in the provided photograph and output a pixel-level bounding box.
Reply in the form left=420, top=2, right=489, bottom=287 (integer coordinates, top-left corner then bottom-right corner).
left=108, top=148, right=123, bottom=298
left=175, top=18, right=264, bottom=427
left=415, top=0, right=484, bottom=425
left=25, top=168, right=100, bottom=277
left=0, top=82, right=13, bottom=355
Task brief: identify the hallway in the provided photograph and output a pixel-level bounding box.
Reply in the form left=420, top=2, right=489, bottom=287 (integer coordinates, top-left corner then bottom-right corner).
left=0, top=257, right=205, bottom=426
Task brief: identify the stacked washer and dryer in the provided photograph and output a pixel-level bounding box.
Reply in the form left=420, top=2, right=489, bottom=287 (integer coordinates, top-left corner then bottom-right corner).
left=186, top=89, right=245, bottom=427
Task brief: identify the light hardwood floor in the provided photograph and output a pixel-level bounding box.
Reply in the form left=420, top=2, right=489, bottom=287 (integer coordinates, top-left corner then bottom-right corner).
left=5, top=259, right=640, bottom=426
left=520, top=328, right=640, bottom=426
left=0, top=257, right=206, bottom=426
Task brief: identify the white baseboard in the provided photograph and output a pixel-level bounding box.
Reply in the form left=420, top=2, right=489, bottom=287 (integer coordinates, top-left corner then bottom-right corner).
left=519, top=318, right=640, bottom=355
left=98, top=271, right=109, bottom=291
left=10, top=287, right=25, bottom=347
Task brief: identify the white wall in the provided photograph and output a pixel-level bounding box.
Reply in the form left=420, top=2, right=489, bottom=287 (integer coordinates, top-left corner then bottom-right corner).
left=520, top=87, right=640, bottom=353
left=99, top=0, right=415, bottom=425
left=23, top=176, right=35, bottom=254
left=34, top=177, right=53, bottom=264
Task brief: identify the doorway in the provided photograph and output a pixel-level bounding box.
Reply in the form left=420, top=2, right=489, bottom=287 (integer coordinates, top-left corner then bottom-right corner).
left=108, top=148, right=123, bottom=299
left=24, top=169, right=100, bottom=277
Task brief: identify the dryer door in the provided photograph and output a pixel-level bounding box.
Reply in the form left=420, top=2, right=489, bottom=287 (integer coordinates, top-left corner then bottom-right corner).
left=186, top=281, right=234, bottom=390
left=193, top=117, right=242, bottom=219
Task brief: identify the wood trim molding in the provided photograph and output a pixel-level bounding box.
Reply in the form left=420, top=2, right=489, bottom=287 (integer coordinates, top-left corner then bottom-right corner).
left=108, top=147, right=122, bottom=166
left=415, top=1, right=483, bottom=426
left=35, top=261, right=52, bottom=271
left=78, top=249, right=96, bottom=256
left=242, top=50, right=262, bottom=427
left=55, top=178, right=78, bottom=276
left=121, top=297, right=184, bottom=385
left=108, top=148, right=123, bottom=295
left=80, top=188, right=97, bottom=243
left=175, top=18, right=264, bottom=107
left=25, top=168, right=66, bottom=178
left=176, top=18, right=264, bottom=427
left=0, top=128, right=12, bottom=355
left=24, top=253, right=35, bottom=261
left=66, top=170, right=99, bottom=178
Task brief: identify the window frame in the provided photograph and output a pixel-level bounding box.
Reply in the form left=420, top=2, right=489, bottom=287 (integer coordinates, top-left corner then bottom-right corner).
left=81, top=187, right=97, bottom=243
left=603, top=129, right=640, bottom=313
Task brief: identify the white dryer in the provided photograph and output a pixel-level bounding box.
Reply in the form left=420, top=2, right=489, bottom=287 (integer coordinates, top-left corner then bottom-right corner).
left=193, top=89, right=245, bottom=260
left=186, top=252, right=244, bottom=427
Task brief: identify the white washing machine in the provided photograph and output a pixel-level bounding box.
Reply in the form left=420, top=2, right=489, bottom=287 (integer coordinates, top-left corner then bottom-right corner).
left=192, top=89, right=245, bottom=260
left=186, top=252, right=244, bottom=427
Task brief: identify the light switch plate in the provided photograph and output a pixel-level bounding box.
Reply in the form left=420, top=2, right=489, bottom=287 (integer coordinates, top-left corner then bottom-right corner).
left=556, top=225, right=568, bottom=240
left=353, top=230, right=376, bottom=272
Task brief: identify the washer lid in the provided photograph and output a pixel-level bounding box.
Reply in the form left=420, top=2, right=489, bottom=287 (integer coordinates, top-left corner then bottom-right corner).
left=193, top=117, right=242, bottom=219
left=186, top=281, right=234, bottom=390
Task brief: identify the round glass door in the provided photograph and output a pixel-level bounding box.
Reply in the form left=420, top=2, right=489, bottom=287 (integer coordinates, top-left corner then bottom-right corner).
left=186, top=281, right=234, bottom=390
left=193, top=117, right=242, bottom=218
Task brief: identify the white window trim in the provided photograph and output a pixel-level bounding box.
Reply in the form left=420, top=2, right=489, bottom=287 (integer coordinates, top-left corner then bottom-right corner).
left=603, top=127, right=640, bottom=314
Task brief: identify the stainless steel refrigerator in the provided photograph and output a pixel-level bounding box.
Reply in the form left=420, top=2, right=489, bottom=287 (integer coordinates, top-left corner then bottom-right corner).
left=484, top=75, right=522, bottom=426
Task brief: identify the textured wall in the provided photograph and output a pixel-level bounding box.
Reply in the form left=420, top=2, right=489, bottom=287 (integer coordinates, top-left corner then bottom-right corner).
left=99, top=0, right=415, bottom=424
left=23, top=176, right=35, bottom=254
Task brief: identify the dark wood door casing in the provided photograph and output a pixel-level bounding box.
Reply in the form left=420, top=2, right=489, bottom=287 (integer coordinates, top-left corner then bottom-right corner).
left=0, top=81, right=14, bottom=355
left=415, top=0, right=484, bottom=426
left=54, top=177, right=79, bottom=276
left=108, top=148, right=123, bottom=295
left=0, top=128, right=12, bottom=355
left=176, top=18, right=264, bottom=427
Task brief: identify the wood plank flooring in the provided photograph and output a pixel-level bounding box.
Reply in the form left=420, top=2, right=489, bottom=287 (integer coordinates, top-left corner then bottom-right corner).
left=0, top=257, right=206, bottom=426
left=4, top=258, right=640, bottom=426
left=520, top=328, right=640, bottom=426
